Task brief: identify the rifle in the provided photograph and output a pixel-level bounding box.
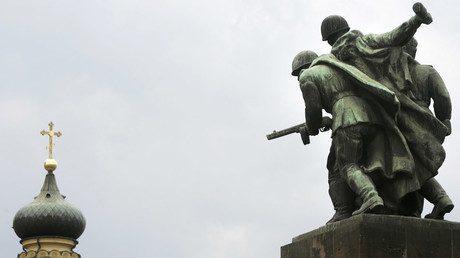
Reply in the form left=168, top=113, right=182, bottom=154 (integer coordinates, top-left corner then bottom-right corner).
left=266, top=123, right=310, bottom=145
left=266, top=117, right=332, bottom=145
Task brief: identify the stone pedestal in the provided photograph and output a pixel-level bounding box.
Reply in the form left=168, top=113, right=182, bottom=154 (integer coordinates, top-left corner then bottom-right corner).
left=281, top=214, right=460, bottom=258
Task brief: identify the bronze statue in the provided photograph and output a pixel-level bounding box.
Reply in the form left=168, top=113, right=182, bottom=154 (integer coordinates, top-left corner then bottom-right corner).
left=267, top=2, right=454, bottom=221
left=300, top=54, right=414, bottom=216
left=293, top=51, right=356, bottom=223
left=315, top=2, right=452, bottom=216
left=297, top=51, right=357, bottom=223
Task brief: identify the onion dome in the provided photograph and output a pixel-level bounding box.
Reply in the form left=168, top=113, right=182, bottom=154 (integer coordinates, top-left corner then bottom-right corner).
left=13, top=169, right=86, bottom=239
left=13, top=122, right=85, bottom=240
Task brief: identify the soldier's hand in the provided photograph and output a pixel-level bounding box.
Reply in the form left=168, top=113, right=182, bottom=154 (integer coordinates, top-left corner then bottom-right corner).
left=443, top=119, right=452, bottom=136
left=320, top=116, right=332, bottom=132
left=413, top=2, right=432, bottom=24
left=306, top=125, right=319, bottom=136
left=299, top=126, right=311, bottom=145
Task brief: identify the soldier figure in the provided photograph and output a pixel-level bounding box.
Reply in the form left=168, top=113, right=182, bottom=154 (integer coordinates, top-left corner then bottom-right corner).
left=403, top=38, right=454, bottom=219
left=322, top=3, right=433, bottom=94
left=404, top=38, right=452, bottom=134
left=269, top=2, right=454, bottom=221
left=315, top=3, right=450, bottom=216
left=299, top=55, right=395, bottom=216
left=292, top=51, right=356, bottom=223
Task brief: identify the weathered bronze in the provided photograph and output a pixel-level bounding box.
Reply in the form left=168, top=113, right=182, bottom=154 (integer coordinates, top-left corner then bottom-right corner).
left=266, top=117, right=332, bottom=145
left=404, top=38, right=454, bottom=219
left=269, top=2, right=454, bottom=222
left=292, top=50, right=319, bottom=77
left=267, top=123, right=310, bottom=145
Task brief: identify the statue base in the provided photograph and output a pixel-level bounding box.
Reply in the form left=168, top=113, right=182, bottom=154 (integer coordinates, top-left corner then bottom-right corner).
left=281, top=214, right=460, bottom=258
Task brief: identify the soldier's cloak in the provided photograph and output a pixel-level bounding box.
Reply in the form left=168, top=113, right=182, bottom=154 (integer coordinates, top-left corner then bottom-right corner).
left=312, top=54, right=447, bottom=210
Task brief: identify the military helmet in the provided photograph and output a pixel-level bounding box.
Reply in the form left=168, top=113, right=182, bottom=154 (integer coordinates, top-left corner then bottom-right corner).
left=291, top=50, right=319, bottom=76
left=321, top=15, right=350, bottom=41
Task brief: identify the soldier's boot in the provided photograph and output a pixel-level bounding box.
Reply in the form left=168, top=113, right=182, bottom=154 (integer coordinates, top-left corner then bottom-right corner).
left=345, top=168, right=384, bottom=216
left=326, top=178, right=355, bottom=224
left=421, top=178, right=454, bottom=220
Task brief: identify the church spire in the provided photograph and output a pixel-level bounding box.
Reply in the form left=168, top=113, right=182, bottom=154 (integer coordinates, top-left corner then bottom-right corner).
left=13, top=122, right=86, bottom=258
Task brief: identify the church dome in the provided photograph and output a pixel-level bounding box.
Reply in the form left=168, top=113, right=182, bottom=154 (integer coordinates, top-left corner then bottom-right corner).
left=13, top=172, right=86, bottom=240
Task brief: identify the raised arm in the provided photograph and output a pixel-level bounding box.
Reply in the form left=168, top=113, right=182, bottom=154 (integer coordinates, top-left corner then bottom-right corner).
left=363, top=3, right=433, bottom=48
left=300, top=79, right=323, bottom=135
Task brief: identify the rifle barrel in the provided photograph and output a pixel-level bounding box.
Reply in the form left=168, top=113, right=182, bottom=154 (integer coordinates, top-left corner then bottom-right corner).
left=266, top=123, right=305, bottom=140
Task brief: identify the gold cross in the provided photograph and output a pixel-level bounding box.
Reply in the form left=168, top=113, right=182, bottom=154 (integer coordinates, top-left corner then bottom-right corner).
left=40, top=122, right=62, bottom=159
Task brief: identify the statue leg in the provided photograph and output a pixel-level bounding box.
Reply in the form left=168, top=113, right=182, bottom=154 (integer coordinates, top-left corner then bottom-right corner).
left=421, top=178, right=454, bottom=219
left=326, top=141, right=355, bottom=223
left=335, top=125, right=384, bottom=215
left=327, top=175, right=355, bottom=223
left=345, top=165, right=384, bottom=216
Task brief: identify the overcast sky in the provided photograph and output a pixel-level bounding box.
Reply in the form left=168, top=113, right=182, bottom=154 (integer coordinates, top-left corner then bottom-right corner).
left=1, top=1, right=459, bottom=257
